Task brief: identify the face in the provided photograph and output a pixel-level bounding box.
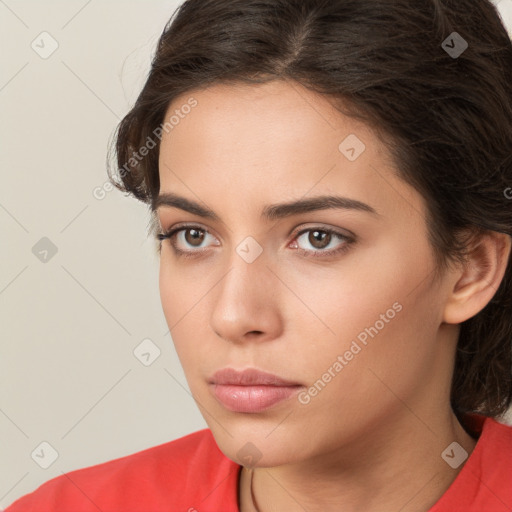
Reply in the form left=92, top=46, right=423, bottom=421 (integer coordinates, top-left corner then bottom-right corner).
left=156, top=79, right=456, bottom=469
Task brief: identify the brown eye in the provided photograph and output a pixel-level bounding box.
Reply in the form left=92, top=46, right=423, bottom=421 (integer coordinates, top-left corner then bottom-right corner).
left=184, top=228, right=205, bottom=247
left=308, top=230, right=331, bottom=249
left=293, top=227, right=353, bottom=258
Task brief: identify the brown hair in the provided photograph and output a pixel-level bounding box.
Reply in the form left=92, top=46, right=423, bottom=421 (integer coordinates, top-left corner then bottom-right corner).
left=107, top=0, right=512, bottom=421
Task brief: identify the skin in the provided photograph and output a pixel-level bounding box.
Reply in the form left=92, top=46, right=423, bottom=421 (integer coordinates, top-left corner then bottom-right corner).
left=155, top=79, right=511, bottom=512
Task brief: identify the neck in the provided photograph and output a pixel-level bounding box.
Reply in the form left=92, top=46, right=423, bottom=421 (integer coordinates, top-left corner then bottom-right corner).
left=239, top=408, right=478, bottom=512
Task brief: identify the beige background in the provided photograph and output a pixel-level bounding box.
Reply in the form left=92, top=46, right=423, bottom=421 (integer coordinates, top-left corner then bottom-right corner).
left=1, top=0, right=512, bottom=507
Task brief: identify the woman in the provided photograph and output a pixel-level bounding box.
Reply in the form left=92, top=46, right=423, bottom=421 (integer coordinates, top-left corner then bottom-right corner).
left=6, top=0, right=512, bottom=511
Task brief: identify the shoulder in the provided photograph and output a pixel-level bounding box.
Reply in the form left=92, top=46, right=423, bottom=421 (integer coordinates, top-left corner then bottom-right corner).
left=430, top=415, right=512, bottom=512
left=4, top=429, right=241, bottom=512
left=476, top=416, right=512, bottom=485
left=465, top=414, right=512, bottom=469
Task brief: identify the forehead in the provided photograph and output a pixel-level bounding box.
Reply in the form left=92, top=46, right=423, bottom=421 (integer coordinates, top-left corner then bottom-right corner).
left=157, top=80, right=425, bottom=227
left=159, top=80, right=380, bottom=179
left=161, top=79, right=365, bottom=150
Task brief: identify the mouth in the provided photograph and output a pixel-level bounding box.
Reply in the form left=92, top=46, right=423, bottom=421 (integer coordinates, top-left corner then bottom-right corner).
left=208, top=367, right=304, bottom=413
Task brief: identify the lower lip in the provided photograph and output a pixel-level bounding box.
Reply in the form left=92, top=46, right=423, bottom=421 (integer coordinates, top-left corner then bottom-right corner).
left=210, top=384, right=303, bottom=413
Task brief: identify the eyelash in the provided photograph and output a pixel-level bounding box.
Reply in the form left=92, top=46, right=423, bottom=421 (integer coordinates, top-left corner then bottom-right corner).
left=156, top=224, right=354, bottom=260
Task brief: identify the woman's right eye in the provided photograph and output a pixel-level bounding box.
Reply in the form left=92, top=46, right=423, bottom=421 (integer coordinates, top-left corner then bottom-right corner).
left=157, top=225, right=219, bottom=257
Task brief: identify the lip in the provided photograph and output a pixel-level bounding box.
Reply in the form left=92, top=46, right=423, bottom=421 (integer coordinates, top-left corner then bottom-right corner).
left=209, top=368, right=302, bottom=387
left=208, top=368, right=304, bottom=413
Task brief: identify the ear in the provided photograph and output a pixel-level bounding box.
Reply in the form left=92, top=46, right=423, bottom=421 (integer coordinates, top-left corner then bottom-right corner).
left=442, top=231, right=511, bottom=325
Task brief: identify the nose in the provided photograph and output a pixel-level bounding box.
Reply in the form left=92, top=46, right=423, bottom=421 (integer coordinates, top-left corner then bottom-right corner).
left=209, top=247, right=283, bottom=345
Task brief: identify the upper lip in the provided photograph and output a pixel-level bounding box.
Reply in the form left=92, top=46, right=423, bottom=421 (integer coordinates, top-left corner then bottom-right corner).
left=209, top=368, right=302, bottom=386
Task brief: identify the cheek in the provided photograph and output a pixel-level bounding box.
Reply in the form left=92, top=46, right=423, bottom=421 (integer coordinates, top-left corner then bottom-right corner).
left=158, top=254, right=215, bottom=364
left=158, top=251, right=199, bottom=324
left=158, top=254, right=195, bottom=353
left=286, top=237, right=440, bottom=391
left=289, top=291, right=437, bottom=447
left=158, top=255, right=174, bottom=321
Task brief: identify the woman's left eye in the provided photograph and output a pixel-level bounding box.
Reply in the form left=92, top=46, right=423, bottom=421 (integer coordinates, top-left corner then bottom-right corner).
left=291, top=228, right=353, bottom=258
left=157, top=225, right=353, bottom=259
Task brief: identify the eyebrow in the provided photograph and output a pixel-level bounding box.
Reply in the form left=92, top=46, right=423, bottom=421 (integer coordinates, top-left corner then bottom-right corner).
left=153, top=192, right=380, bottom=221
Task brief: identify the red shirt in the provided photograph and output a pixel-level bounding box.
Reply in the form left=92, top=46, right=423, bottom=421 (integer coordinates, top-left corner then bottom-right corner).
left=5, top=414, right=511, bottom=512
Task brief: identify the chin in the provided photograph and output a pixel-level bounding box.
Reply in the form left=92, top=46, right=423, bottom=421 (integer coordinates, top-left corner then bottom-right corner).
left=208, top=422, right=304, bottom=468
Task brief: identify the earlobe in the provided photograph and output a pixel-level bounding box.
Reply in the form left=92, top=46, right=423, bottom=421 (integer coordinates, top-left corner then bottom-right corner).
left=442, top=231, right=511, bottom=325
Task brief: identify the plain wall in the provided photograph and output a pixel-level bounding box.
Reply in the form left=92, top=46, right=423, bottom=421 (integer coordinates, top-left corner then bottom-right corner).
left=1, top=0, right=512, bottom=507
